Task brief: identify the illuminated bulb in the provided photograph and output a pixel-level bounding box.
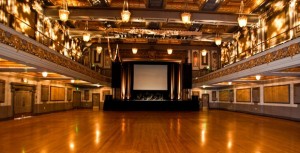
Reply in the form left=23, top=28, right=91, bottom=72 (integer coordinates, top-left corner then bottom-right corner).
left=23, top=78, right=28, bottom=83
left=215, top=36, right=222, bottom=46
left=121, top=10, right=131, bottom=22
left=42, top=71, right=48, bottom=77
left=228, top=82, right=232, bottom=85
left=201, top=50, right=207, bottom=56
left=132, top=48, right=138, bottom=54
left=59, top=9, right=69, bottom=22
left=202, top=85, right=206, bottom=88
left=255, top=75, right=261, bottom=80
left=181, top=12, right=191, bottom=24
left=69, top=142, right=75, bottom=150
left=96, top=46, right=102, bottom=54
left=238, top=15, right=247, bottom=27
left=167, top=48, right=173, bottom=55
left=71, top=79, right=75, bottom=83
left=97, top=84, right=100, bottom=87
left=83, top=33, right=90, bottom=42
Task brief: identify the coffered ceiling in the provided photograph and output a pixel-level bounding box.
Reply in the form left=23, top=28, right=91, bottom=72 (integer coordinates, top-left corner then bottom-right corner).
left=42, top=0, right=269, bottom=48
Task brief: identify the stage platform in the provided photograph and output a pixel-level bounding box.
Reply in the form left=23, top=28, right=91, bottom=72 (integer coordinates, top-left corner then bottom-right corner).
left=103, top=100, right=200, bottom=111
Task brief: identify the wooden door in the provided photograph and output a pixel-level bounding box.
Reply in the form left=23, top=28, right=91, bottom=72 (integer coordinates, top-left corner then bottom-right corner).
left=92, top=93, right=100, bottom=109
left=14, top=90, right=33, bottom=117
left=73, top=91, right=81, bottom=108
left=202, top=94, right=209, bottom=109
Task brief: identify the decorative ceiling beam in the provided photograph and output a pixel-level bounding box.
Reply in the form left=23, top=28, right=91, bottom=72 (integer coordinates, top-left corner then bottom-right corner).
left=44, top=7, right=259, bottom=26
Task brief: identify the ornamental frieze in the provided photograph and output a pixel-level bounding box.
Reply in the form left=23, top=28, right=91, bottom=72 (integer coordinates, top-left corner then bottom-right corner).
left=194, top=42, right=300, bottom=84
left=0, top=27, right=111, bottom=83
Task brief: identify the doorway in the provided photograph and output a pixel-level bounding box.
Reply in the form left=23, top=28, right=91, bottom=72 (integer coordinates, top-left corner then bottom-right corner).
left=11, top=83, right=36, bottom=118
left=92, top=93, right=100, bottom=110
left=202, top=94, right=209, bottom=110
left=73, top=91, right=81, bottom=109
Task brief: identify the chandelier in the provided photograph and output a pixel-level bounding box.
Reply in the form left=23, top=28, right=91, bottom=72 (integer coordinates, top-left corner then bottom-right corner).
left=167, top=48, right=173, bottom=55
left=215, top=25, right=222, bottom=46
left=59, top=0, right=69, bottom=22
left=83, top=21, right=90, bottom=42
left=42, top=71, right=48, bottom=77
left=237, top=0, right=247, bottom=27
left=255, top=75, right=261, bottom=80
left=121, top=0, right=131, bottom=22
left=181, top=12, right=191, bottom=24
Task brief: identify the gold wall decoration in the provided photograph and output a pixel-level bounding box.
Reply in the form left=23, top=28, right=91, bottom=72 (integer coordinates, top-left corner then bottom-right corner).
left=0, top=79, right=5, bottom=103
left=236, top=88, right=251, bottom=102
left=264, top=85, right=290, bottom=103
left=219, top=90, right=229, bottom=102
left=50, top=86, right=65, bottom=101
left=41, top=85, right=49, bottom=101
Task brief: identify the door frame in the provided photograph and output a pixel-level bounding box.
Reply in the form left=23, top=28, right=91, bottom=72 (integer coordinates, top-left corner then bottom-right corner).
left=11, top=83, right=36, bottom=118
left=202, top=94, right=210, bottom=109
left=92, top=93, right=100, bottom=109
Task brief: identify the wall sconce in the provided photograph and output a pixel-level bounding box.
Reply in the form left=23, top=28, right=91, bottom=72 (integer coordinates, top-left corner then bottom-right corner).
left=167, top=48, right=173, bottom=55
left=59, top=0, right=69, bottom=22
left=201, top=49, right=207, bottom=56
left=121, top=0, right=131, bottom=22
left=132, top=48, right=138, bottom=54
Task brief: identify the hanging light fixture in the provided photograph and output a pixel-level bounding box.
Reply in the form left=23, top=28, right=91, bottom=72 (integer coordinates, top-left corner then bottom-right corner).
left=132, top=48, right=138, bottom=54
left=71, top=79, right=75, bottom=83
left=228, top=82, right=232, bottom=85
left=83, top=21, right=90, bottom=42
left=181, top=1, right=191, bottom=24
left=42, top=71, right=48, bottom=77
left=96, top=37, right=102, bottom=54
left=215, top=24, right=222, bottom=46
left=181, top=12, right=191, bottom=24
left=255, top=75, right=261, bottom=80
left=237, top=0, right=247, bottom=27
left=59, top=0, right=69, bottom=22
left=167, top=48, right=173, bottom=55
left=121, top=0, right=131, bottom=22
left=201, top=49, right=207, bottom=56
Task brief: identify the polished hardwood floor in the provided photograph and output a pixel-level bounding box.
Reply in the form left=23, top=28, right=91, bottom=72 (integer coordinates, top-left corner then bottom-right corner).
left=1, top=110, right=300, bottom=153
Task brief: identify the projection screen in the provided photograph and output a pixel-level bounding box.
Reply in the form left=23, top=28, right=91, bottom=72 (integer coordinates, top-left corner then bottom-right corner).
left=133, top=64, right=168, bottom=90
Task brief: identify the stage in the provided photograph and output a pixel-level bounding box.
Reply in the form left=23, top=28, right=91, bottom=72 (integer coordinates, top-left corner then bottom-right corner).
left=103, top=99, right=200, bottom=111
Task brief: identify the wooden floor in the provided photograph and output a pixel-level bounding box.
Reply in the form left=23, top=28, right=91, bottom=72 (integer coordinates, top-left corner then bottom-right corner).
left=1, top=110, right=300, bottom=153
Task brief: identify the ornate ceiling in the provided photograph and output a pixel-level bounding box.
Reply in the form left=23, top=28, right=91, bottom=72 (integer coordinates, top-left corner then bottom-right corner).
left=42, top=0, right=267, bottom=49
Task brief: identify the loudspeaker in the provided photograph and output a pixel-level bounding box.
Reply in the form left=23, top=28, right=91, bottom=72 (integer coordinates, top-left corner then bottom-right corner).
left=182, top=63, right=192, bottom=89
left=111, top=62, right=122, bottom=88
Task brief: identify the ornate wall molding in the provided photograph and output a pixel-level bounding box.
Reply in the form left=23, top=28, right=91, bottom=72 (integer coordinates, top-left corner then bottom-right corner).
left=194, top=42, right=300, bottom=84
left=0, top=27, right=111, bottom=84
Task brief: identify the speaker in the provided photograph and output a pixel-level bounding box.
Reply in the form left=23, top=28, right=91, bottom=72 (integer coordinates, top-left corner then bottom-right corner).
left=111, top=62, right=122, bottom=88
left=182, top=63, right=192, bottom=89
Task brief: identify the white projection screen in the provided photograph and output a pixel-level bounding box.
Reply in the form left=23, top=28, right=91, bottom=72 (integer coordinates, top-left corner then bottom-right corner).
left=133, top=64, right=168, bottom=90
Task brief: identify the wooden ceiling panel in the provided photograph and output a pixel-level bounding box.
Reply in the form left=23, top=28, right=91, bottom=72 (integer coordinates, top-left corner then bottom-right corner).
left=165, top=2, right=199, bottom=11
left=50, top=0, right=92, bottom=7
left=217, top=0, right=265, bottom=13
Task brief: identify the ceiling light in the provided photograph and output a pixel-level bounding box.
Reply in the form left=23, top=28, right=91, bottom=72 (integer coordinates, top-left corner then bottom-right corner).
left=59, top=0, right=69, bottom=22
left=23, top=78, right=28, bottom=83
left=228, top=82, right=232, bottom=85
left=121, top=1, right=131, bottom=22
left=201, top=50, right=207, bottom=56
left=238, top=1, right=247, bottom=27
left=132, top=48, right=138, bottom=54
left=255, top=75, right=261, bottom=80
left=71, top=79, right=75, bottom=83
left=167, top=48, right=173, bottom=55
left=96, top=46, right=102, bottom=54
left=42, top=71, right=48, bottom=77
left=181, top=12, right=191, bottom=24
left=83, top=21, right=90, bottom=42
left=215, top=36, right=222, bottom=46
